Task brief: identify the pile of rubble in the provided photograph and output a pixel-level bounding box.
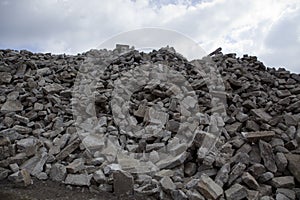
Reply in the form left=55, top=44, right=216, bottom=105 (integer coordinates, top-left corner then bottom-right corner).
left=0, top=45, right=300, bottom=200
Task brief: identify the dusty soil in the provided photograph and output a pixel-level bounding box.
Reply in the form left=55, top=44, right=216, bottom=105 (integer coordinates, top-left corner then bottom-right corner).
left=0, top=179, right=119, bottom=200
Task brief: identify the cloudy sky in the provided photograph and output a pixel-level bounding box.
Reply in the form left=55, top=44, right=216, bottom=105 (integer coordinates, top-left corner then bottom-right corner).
left=0, top=0, right=299, bottom=73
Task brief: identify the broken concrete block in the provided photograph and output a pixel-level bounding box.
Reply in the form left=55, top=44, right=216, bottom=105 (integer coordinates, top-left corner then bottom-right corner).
left=242, top=131, right=275, bottom=142
left=242, top=172, right=259, bottom=190
left=271, top=176, right=295, bottom=188
left=56, top=138, right=80, bottom=161
left=64, top=173, right=93, bottom=186
left=225, top=183, right=247, bottom=200
left=259, top=140, right=277, bottom=173
left=197, top=174, right=223, bottom=200
left=285, top=154, right=300, bottom=182
left=1, top=100, right=23, bottom=112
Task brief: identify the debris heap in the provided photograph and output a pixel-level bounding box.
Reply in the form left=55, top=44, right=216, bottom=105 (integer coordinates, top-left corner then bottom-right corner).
left=0, top=45, right=300, bottom=200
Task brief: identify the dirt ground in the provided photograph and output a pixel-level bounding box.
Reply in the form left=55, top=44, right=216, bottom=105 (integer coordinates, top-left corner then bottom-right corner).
left=0, top=179, right=120, bottom=200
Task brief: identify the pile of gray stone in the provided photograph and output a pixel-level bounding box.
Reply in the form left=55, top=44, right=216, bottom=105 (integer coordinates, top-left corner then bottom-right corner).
left=0, top=45, right=300, bottom=200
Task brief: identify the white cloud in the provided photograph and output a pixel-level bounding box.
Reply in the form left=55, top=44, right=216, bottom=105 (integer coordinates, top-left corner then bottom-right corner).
left=0, top=0, right=299, bottom=72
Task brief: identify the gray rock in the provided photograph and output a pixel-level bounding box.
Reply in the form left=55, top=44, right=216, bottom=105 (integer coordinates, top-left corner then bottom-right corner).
left=285, top=154, right=300, bottom=182
left=9, top=163, right=19, bottom=173
left=275, top=193, right=290, bottom=200
left=49, top=163, right=67, bottom=182
left=56, top=138, right=80, bottom=161
left=275, top=152, right=288, bottom=172
left=64, top=173, right=93, bottom=186
left=186, top=189, right=205, bottom=200
left=251, top=109, right=272, bottom=122
left=225, top=183, right=247, bottom=200
left=93, top=169, right=106, bottom=183
left=8, top=169, right=32, bottom=186
left=215, top=163, right=230, bottom=187
left=242, top=131, right=275, bottom=142
left=259, top=172, right=274, bottom=183
left=228, top=162, right=246, bottom=185
left=21, top=151, right=48, bottom=176
left=66, top=158, right=85, bottom=173
left=0, top=72, right=12, bottom=83
left=43, top=83, right=64, bottom=93
left=276, top=188, right=296, bottom=200
left=1, top=100, right=23, bottom=112
left=271, top=176, right=295, bottom=188
left=113, top=170, right=134, bottom=196
left=197, top=174, right=223, bottom=200
left=171, top=189, right=188, bottom=200
left=259, top=140, right=277, bottom=173
left=13, top=125, right=32, bottom=134
left=242, top=172, right=259, bottom=190
left=160, top=176, right=176, bottom=192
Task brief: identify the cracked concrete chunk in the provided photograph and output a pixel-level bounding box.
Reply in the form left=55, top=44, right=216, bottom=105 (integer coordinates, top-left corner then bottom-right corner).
left=259, top=140, right=277, bottom=173
left=271, top=176, right=295, bottom=188
left=225, top=183, right=247, bottom=200
left=1, top=100, right=23, bottom=112
left=197, top=174, right=223, bottom=200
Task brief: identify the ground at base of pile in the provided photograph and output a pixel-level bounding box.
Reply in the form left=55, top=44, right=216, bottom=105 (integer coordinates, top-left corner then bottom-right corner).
left=0, top=179, right=153, bottom=200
